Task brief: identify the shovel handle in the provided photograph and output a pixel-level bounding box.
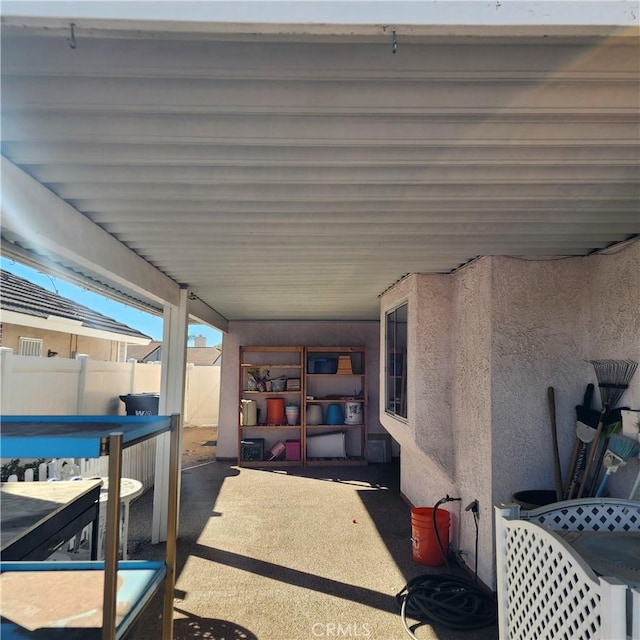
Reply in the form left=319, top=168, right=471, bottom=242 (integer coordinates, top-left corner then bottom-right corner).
left=564, top=437, right=581, bottom=499
left=548, top=387, right=563, bottom=501
left=577, top=407, right=607, bottom=498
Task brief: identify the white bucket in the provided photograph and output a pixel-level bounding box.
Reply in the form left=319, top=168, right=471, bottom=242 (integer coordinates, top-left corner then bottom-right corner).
left=344, top=402, right=363, bottom=425
left=240, top=399, right=257, bottom=426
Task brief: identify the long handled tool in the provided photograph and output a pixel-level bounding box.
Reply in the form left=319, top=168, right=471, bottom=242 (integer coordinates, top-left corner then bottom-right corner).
left=594, top=434, right=640, bottom=497
left=577, top=359, right=638, bottom=498
left=566, top=422, right=597, bottom=499
left=547, top=387, right=563, bottom=501
left=564, top=384, right=595, bottom=499
left=628, top=415, right=640, bottom=500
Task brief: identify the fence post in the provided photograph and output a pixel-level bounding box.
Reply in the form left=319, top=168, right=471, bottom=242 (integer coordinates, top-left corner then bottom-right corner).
left=0, top=347, right=14, bottom=413
left=75, top=354, right=89, bottom=414
left=128, top=358, right=137, bottom=393
left=599, top=577, right=627, bottom=640
left=184, top=362, right=194, bottom=423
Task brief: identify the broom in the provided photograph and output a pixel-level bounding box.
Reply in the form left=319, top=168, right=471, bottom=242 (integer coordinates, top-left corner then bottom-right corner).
left=594, top=433, right=640, bottom=497
left=577, top=359, right=638, bottom=498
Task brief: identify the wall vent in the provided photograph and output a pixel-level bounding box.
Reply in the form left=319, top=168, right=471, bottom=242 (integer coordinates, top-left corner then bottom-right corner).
left=18, top=337, right=43, bottom=357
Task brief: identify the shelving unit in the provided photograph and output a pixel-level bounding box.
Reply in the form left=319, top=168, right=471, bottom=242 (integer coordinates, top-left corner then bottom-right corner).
left=238, top=346, right=304, bottom=467
left=304, top=347, right=368, bottom=466
left=0, top=414, right=179, bottom=640
left=237, top=346, right=368, bottom=467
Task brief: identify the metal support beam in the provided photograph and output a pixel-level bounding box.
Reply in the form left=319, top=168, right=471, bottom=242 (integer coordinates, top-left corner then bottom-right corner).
left=188, top=293, right=228, bottom=334
left=1, top=157, right=180, bottom=308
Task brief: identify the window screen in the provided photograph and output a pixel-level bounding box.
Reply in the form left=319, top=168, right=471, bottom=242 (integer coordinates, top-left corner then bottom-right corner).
left=385, top=303, right=407, bottom=418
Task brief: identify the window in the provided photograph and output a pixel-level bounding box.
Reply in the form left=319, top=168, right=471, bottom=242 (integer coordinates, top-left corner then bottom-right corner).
left=18, top=337, right=43, bottom=357
left=385, top=303, right=407, bottom=418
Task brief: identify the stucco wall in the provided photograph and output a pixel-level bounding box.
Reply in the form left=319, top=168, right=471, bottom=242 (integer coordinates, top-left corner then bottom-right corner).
left=452, top=259, right=494, bottom=581
left=380, top=238, right=640, bottom=588
left=490, top=256, right=588, bottom=506
left=217, top=320, right=383, bottom=459
left=585, top=243, right=640, bottom=495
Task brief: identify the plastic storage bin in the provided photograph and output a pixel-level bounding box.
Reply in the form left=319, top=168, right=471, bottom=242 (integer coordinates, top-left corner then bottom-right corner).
left=285, top=439, right=301, bottom=460
left=241, top=438, right=265, bottom=462
left=306, top=431, right=346, bottom=458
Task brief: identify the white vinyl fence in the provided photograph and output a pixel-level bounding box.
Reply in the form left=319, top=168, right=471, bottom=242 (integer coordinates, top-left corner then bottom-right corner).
left=0, top=349, right=220, bottom=488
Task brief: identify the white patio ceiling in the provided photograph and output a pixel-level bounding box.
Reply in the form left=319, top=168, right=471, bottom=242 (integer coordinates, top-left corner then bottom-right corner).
left=1, top=8, right=639, bottom=327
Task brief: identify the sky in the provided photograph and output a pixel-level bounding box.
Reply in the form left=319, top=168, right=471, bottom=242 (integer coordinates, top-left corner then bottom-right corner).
left=1, top=257, right=223, bottom=346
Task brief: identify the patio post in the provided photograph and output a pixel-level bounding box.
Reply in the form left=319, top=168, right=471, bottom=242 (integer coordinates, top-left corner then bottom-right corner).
left=152, top=287, right=188, bottom=543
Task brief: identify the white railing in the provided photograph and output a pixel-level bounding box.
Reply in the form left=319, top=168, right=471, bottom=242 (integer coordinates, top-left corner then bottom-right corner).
left=79, top=438, right=158, bottom=490
left=4, top=440, right=156, bottom=489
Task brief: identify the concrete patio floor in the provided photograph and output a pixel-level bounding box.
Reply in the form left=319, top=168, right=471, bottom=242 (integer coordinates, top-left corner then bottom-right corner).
left=126, top=457, right=498, bottom=640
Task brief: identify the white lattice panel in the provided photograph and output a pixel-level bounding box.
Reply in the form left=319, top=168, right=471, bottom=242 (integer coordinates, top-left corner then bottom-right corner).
left=519, top=499, right=640, bottom=533
left=496, top=502, right=632, bottom=640
left=505, top=522, right=602, bottom=640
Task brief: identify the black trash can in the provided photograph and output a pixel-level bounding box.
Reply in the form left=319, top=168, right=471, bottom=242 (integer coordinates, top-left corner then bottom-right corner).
left=119, top=393, right=159, bottom=416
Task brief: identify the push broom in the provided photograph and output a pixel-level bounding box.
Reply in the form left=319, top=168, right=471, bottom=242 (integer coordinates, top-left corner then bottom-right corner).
left=577, top=359, right=638, bottom=498
left=628, top=414, right=640, bottom=500
left=594, top=433, right=640, bottom=497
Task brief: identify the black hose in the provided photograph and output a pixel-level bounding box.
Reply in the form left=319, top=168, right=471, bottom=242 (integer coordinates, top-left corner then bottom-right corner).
left=396, top=497, right=497, bottom=637
left=432, top=496, right=455, bottom=570
left=396, top=573, right=496, bottom=633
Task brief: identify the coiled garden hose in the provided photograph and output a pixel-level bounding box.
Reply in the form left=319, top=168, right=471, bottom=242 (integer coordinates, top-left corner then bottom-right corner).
left=395, top=497, right=497, bottom=638
left=396, top=573, right=497, bottom=636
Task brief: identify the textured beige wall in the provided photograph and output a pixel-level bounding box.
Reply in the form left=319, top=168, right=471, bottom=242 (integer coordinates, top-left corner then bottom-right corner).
left=1, top=324, right=117, bottom=361
left=490, top=256, right=588, bottom=506
left=380, top=238, right=640, bottom=588
left=452, top=259, right=494, bottom=581
left=217, top=320, right=382, bottom=459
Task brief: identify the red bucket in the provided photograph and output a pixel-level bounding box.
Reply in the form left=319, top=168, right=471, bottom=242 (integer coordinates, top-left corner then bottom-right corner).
left=411, top=507, right=450, bottom=567
left=266, top=397, right=285, bottom=425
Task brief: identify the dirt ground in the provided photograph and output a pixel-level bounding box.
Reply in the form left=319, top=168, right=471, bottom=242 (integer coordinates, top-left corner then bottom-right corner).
left=181, top=425, right=218, bottom=467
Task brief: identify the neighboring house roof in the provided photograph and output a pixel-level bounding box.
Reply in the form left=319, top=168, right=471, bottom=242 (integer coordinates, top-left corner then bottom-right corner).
left=187, top=346, right=221, bottom=366
left=127, top=341, right=221, bottom=365
left=0, top=269, right=151, bottom=344
left=127, top=341, right=162, bottom=361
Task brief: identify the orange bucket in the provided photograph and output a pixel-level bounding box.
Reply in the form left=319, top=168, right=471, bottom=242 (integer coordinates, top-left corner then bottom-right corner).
left=411, top=507, right=450, bottom=566
left=266, top=397, right=285, bottom=425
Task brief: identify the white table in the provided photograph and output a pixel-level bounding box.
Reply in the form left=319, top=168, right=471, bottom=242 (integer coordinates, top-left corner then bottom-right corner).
left=92, top=477, right=144, bottom=560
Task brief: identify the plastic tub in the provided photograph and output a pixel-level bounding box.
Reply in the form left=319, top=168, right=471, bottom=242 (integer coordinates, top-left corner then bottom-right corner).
left=271, top=377, right=287, bottom=392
